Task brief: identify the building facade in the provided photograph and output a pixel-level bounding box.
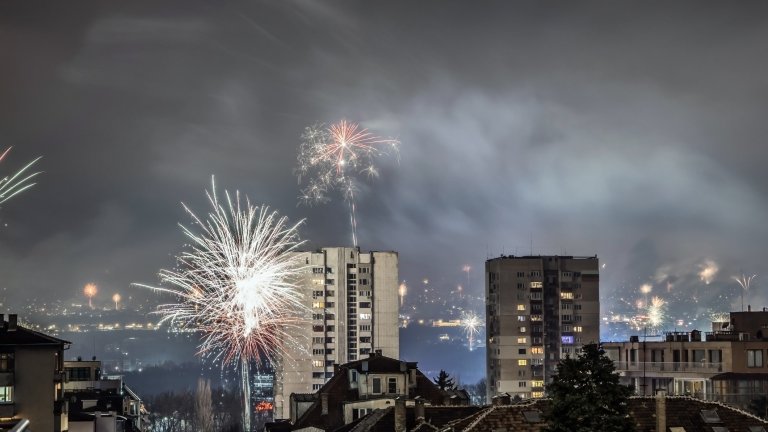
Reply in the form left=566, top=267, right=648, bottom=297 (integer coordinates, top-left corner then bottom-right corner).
left=604, top=310, right=768, bottom=410
left=485, top=255, right=600, bottom=401
left=274, top=247, right=399, bottom=420
left=0, top=313, right=70, bottom=432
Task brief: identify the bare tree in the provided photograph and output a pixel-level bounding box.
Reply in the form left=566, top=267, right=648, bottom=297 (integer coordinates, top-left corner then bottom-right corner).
left=195, top=378, right=214, bottom=432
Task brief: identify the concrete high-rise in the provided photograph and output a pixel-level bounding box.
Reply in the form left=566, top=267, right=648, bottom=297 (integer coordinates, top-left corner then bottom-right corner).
left=274, top=247, right=399, bottom=420
left=485, top=255, right=599, bottom=401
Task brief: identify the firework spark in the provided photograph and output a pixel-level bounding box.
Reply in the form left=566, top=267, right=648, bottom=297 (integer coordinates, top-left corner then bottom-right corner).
left=112, top=293, right=121, bottom=310
left=0, top=147, right=41, bottom=205
left=646, top=296, right=667, bottom=329
left=296, top=119, right=399, bottom=246
left=83, top=283, right=98, bottom=309
left=461, top=311, right=482, bottom=351
left=398, top=282, right=407, bottom=307
left=137, top=182, right=308, bottom=430
left=733, top=273, right=757, bottom=312
left=698, top=259, right=719, bottom=285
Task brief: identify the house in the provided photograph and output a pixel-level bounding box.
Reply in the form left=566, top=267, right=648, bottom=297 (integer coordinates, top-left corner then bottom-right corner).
left=0, top=313, right=70, bottom=432
left=284, top=351, right=470, bottom=432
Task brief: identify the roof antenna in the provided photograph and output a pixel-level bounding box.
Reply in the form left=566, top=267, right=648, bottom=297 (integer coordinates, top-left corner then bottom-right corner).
left=530, top=232, right=533, bottom=255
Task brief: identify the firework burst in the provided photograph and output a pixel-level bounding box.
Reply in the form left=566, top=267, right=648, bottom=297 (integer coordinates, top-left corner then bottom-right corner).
left=0, top=147, right=41, bottom=205
left=461, top=311, right=482, bottom=351
left=296, top=119, right=399, bottom=246
left=137, top=182, right=308, bottom=430
left=646, top=296, right=667, bottom=330
left=733, top=273, right=757, bottom=312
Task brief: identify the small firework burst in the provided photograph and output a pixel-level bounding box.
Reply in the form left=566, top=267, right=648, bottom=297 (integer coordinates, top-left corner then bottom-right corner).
left=0, top=147, right=41, bottom=205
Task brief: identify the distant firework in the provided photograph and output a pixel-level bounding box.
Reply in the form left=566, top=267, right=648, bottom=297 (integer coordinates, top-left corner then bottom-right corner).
left=398, top=282, right=407, bottom=307
left=698, top=259, right=719, bottom=285
left=137, top=182, right=308, bottom=431
left=639, top=283, right=652, bottom=295
left=461, top=311, right=482, bottom=351
left=112, top=293, right=121, bottom=310
left=733, top=273, right=757, bottom=312
left=83, top=283, right=98, bottom=309
left=646, top=296, right=667, bottom=329
left=0, top=147, right=41, bottom=205
left=296, top=119, right=399, bottom=247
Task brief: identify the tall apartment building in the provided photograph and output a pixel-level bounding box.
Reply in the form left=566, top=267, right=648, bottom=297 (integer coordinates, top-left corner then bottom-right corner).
left=485, top=255, right=599, bottom=401
left=274, top=247, right=399, bottom=420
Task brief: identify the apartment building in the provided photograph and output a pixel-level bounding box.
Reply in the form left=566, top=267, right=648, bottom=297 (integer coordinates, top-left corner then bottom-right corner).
left=485, top=255, right=600, bottom=401
left=604, top=309, right=768, bottom=409
left=274, top=247, right=399, bottom=420
left=0, top=313, right=70, bottom=431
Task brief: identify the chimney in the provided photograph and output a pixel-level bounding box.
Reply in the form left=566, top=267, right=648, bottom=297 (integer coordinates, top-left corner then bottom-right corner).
left=394, top=397, right=406, bottom=432
left=321, top=393, right=329, bottom=416
left=8, top=314, right=17, bottom=331
left=656, top=390, right=666, bottom=432
left=748, top=304, right=752, bottom=312
left=415, top=397, right=425, bottom=421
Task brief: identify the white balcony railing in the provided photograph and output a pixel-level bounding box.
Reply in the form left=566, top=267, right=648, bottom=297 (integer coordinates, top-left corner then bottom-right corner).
left=613, top=361, right=723, bottom=374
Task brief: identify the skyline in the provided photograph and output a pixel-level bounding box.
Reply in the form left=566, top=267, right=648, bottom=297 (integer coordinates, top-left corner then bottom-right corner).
left=1, top=1, right=768, bottom=335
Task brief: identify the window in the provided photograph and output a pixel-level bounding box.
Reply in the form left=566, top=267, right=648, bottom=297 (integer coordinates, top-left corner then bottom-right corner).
left=359, top=337, right=371, bottom=343
left=574, top=315, right=582, bottom=322
left=350, top=370, right=358, bottom=382
left=561, top=335, right=574, bottom=344
left=359, top=302, right=371, bottom=308
left=518, top=359, right=528, bottom=366
left=517, top=283, right=524, bottom=289
left=517, top=304, right=526, bottom=311
left=312, top=337, right=325, bottom=344
left=518, top=348, right=527, bottom=355
left=531, top=347, right=543, bottom=354
left=388, top=377, right=397, bottom=393
left=517, top=315, right=526, bottom=322
left=517, top=337, right=527, bottom=344
left=531, top=391, right=544, bottom=398
left=0, top=386, right=13, bottom=403
left=360, top=325, right=371, bottom=331
left=574, top=304, right=582, bottom=310
left=372, top=377, right=382, bottom=394
left=517, top=272, right=525, bottom=277
left=562, top=325, right=572, bottom=332
left=531, top=380, right=544, bottom=388
left=518, top=381, right=527, bottom=387
left=748, top=350, right=764, bottom=368
left=312, top=372, right=324, bottom=379
left=312, top=360, right=324, bottom=368
left=530, top=292, right=542, bottom=300
left=313, top=267, right=325, bottom=274
left=359, top=313, right=372, bottom=320
left=519, top=327, right=527, bottom=333
left=530, top=281, right=543, bottom=288
left=312, top=384, right=322, bottom=390
left=312, top=301, right=325, bottom=309
left=0, top=354, right=14, bottom=372
left=312, top=349, right=324, bottom=355
left=66, top=367, right=91, bottom=381
left=561, top=303, right=572, bottom=310
left=530, top=271, right=541, bottom=277
left=574, top=326, right=583, bottom=332
left=560, top=292, right=573, bottom=299
left=561, top=315, right=572, bottom=322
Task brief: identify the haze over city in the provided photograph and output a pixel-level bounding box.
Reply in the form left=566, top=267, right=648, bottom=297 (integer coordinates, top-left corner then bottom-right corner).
left=2, top=0, right=768, bottom=393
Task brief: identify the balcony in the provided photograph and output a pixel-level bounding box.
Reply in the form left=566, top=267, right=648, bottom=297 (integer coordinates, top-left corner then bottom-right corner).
left=614, top=361, right=723, bottom=375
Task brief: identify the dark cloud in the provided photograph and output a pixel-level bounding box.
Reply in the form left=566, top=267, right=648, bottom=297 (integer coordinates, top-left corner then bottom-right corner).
left=1, top=1, right=767, bottom=328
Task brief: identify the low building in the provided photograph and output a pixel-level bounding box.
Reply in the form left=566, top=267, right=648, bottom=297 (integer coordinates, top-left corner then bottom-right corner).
left=0, top=313, right=70, bottom=431
left=285, top=351, right=470, bottom=431
left=63, top=358, right=147, bottom=431
left=603, top=310, right=768, bottom=409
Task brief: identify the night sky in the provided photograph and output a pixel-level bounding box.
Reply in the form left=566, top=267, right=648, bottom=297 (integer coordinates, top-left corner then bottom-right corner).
left=2, top=1, right=768, bottom=330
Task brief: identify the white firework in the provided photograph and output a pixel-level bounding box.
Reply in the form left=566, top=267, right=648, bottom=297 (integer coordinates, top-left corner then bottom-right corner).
left=137, top=181, right=308, bottom=430
left=461, top=311, right=482, bottom=351
left=0, top=147, right=41, bottom=205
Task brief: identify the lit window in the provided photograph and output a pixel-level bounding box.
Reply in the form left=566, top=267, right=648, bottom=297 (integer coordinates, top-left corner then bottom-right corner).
left=312, top=301, right=325, bottom=309
left=531, top=347, right=543, bottom=354
left=518, top=359, right=528, bottom=366
left=530, top=281, right=543, bottom=288
left=312, top=360, right=324, bottom=368
left=517, top=304, right=526, bottom=311
left=531, top=391, right=544, bottom=398
left=0, top=386, right=12, bottom=403
left=748, top=350, right=764, bottom=368
left=560, top=292, right=573, bottom=299
left=561, top=335, right=574, bottom=344
left=517, top=337, right=527, bottom=344
left=531, top=380, right=544, bottom=388
left=359, top=313, right=372, bottom=320
left=519, top=327, right=527, bottom=333
left=574, top=326, right=583, bottom=332
left=517, top=315, right=526, bottom=322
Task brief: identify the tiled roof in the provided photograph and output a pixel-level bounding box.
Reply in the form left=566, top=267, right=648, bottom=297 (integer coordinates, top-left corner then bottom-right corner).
left=438, top=397, right=768, bottom=432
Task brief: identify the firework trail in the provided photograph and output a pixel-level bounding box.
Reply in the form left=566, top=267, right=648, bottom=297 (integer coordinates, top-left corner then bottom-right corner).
left=733, top=273, right=757, bottom=312
left=0, top=147, right=41, bottom=205
left=296, top=120, right=399, bottom=247
left=461, top=311, right=482, bottom=351
left=137, top=181, right=308, bottom=431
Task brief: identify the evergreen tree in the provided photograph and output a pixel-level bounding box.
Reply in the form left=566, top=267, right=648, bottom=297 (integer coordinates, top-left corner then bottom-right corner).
left=433, top=369, right=456, bottom=391
left=545, top=343, right=635, bottom=432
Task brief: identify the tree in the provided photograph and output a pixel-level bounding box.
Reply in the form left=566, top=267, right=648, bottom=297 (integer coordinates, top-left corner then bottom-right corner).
left=433, top=370, right=456, bottom=391
left=195, top=378, right=214, bottom=432
left=545, top=343, right=635, bottom=432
